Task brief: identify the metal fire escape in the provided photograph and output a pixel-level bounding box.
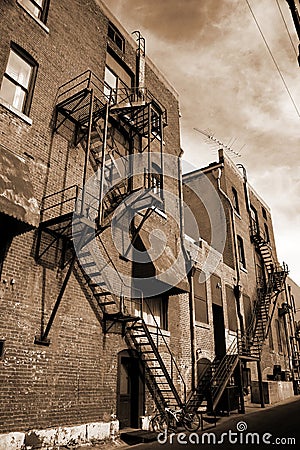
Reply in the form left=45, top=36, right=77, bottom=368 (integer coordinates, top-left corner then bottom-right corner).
left=186, top=216, right=289, bottom=415
left=34, top=67, right=185, bottom=411
left=239, top=219, right=289, bottom=359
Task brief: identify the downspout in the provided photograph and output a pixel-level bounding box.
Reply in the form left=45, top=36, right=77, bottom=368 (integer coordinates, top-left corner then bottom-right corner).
left=178, top=151, right=196, bottom=391
left=213, top=164, right=245, bottom=336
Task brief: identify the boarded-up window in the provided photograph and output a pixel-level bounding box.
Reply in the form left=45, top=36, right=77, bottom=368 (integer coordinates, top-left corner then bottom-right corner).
left=194, top=269, right=208, bottom=324
left=226, top=285, right=238, bottom=332
left=243, top=294, right=252, bottom=331
left=211, top=274, right=222, bottom=306
left=268, top=324, right=274, bottom=350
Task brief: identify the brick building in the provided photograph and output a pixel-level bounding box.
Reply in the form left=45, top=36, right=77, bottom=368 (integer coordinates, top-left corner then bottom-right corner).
left=1, top=1, right=299, bottom=448
left=0, top=1, right=193, bottom=447
left=183, top=149, right=300, bottom=411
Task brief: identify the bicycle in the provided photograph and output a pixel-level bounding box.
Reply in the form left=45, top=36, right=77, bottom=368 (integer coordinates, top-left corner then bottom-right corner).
left=151, top=406, right=202, bottom=432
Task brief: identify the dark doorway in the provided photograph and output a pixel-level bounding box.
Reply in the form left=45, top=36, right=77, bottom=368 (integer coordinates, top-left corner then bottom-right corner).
left=197, top=357, right=211, bottom=384
left=117, top=351, right=144, bottom=429
left=212, top=304, right=226, bottom=359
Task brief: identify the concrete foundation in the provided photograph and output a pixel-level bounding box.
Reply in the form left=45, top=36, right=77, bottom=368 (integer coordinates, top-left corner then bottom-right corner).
left=251, top=380, right=294, bottom=404
left=0, top=420, right=118, bottom=450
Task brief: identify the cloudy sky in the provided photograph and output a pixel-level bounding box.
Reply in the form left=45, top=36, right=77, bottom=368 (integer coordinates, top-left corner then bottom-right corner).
left=103, top=0, right=300, bottom=285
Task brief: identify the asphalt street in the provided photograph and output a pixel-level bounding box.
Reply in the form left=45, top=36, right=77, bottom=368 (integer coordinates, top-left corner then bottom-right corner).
left=129, top=397, right=300, bottom=449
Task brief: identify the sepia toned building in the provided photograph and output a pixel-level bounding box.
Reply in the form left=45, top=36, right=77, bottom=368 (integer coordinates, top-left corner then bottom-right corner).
left=0, top=0, right=193, bottom=447
left=183, top=149, right=300, bottom=412
left=0, top=1, right=299, bottom=449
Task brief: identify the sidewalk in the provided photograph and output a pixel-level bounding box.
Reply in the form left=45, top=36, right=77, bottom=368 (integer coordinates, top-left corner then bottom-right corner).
left=74, top=395, right=300, bottom=450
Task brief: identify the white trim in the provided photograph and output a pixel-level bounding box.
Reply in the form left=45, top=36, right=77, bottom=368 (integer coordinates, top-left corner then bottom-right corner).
left=17, top=0, right=50, bottom=34
left=195, top=321, right=210, bottom=330
left=0, top=98, right=32, bottom=125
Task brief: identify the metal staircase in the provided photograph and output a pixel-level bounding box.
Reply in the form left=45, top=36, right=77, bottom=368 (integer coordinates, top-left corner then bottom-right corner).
left=239, top=220, right=289, bottom=359
left=126, top=315, right=186, bottom=413
left=35, top=70, right=186, bottom=415
left=186, top=338, right=239, bottom=414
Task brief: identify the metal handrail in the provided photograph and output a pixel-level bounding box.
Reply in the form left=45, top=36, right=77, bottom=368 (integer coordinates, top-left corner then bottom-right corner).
left=142, top=297, right=187, bottom=403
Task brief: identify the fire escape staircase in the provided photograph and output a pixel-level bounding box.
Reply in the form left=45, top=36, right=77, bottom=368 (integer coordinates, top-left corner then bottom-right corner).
left=239, top=221, right=289, bottom=359
left=34, top=70, right=185, bottom=413
left=186, top=338, right=239, bottom=414
left=126, top=312, right=186, bottom=412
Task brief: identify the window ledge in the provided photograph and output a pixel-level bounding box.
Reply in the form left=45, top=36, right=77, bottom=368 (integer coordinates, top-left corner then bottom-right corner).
left=147, top=324, right=170, bottom=338
left=228, top=329, right=237, bottom=336
left=195, top=321, right=210, bottom=330
left=152, top=205, right=167, bottom=220
left=240, top=265, right=248, bottom=274
left=17, top=0, right=50, bottom=33
left=0, top=98, right=32, bottom=125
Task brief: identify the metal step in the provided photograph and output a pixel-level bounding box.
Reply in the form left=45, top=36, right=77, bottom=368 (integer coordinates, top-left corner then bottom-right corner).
left=94, top=291, right=111, bottom=297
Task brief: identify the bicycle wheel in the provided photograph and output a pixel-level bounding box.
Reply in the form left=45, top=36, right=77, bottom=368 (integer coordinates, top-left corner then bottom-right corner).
left=182, top=412, right=201, bottom=432
left=151, top=413, right=168, bottom=433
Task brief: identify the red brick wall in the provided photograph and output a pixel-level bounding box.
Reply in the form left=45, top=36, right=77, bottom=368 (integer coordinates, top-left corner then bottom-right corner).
left=0, top=0, right=187, bottom=433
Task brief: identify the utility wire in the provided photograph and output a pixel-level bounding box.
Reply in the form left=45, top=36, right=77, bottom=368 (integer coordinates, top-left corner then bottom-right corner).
left=275, top=0, right=298, bottom=58
left=245, top=0, right=300, bottom=118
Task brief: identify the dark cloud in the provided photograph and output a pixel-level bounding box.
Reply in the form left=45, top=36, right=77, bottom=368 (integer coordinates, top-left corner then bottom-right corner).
left=105, top=0, right=229, bottom=42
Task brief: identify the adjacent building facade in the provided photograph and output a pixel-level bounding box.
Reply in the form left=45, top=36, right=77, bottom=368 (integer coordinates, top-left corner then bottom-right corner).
left=0, top=1, right=299, bottom=448
left=183, top=150, right=300, bottom=410
left=0, top=0, right=192, bottom=447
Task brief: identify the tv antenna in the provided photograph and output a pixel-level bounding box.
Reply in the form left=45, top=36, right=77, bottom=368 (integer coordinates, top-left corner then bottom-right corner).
left=194, top=128, right=243, bottom=158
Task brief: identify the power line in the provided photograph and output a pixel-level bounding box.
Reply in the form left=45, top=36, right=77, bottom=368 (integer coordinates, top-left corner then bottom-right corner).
left=275, top=0, right=298, bottom=58
left=245, top=0, right=300, bottom=118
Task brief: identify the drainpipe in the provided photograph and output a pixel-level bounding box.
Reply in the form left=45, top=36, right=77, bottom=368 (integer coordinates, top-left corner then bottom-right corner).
left=213, top=164, right=245, bottom=336
left=178, top=151, right=197, bottom=391
left=188, top=266, right=197, bottom=391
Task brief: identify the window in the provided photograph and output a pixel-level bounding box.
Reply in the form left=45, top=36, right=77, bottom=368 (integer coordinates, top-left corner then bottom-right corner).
left=243, top=294, right=252, bottom=330
left=108, top=22, right=125, bottom=52
left=264, top=223, right=270, bottom=243
left=262, top=206, right=267, bottom=220
left=104, top=53, right=133, bottom=104
left=194, top=269, right=208, bottom=324
left=18, top=0, right=49, bottom=23
left=226, top=285, right=238, bottom=332
left=232, top=187, right=240, bottom=215
left=250, top=205, right=258, bottom=234
left=237, top=235, right=246, bottom=269
left=142, top=297, right=168, bottom=330
left=0, top=44, right=37, bottom=115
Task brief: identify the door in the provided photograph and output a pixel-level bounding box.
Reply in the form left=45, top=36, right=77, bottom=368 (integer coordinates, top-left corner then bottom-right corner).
left=212, top=304, right=226, bottom=359
left=117, top=352, right=143, bottom=429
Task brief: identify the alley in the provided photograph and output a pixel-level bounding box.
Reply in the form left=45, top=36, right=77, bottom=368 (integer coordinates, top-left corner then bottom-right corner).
left=129, top=397, right=300, bottom=449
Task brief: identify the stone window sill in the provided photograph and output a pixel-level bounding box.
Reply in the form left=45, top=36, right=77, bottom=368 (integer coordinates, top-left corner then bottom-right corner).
left=17, top=0, right=50, bottom=34
left=0, top=98, right=32, bottom=125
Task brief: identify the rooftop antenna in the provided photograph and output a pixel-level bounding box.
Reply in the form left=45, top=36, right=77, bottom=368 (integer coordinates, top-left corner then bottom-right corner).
left=194, top=127, right=243, bottom=158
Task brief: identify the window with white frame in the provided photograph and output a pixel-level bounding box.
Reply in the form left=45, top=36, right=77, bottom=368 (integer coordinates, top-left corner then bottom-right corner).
left=19, top=0, right=49, bottom=23
left=104, top=53, right=133, bottom=104
left=0, top=45, right=37, bottom=115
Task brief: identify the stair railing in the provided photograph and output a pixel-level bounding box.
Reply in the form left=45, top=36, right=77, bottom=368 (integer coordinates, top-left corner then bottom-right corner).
left=138, top=297, right=187, bottom=404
